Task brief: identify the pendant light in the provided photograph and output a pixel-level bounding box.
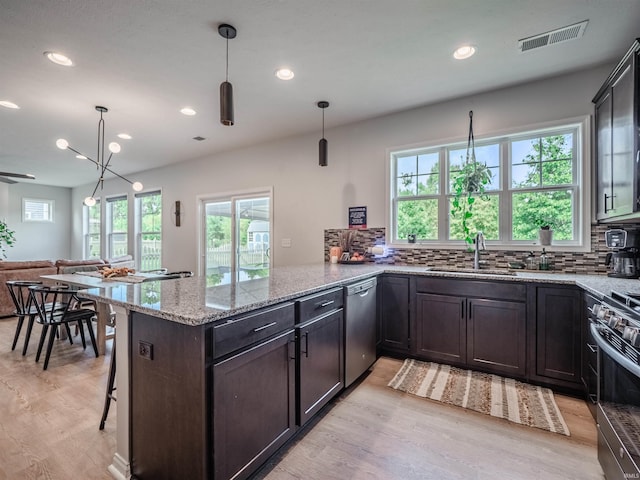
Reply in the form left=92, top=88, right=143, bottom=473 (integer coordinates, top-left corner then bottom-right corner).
left=56, top=106, right=143, bottom=206
left=219, top=24, right=236, bottom=126
left=318, top=101, right=329, bottom=167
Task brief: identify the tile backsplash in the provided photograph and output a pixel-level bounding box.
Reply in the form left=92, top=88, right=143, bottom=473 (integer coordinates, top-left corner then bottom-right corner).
left=324, top=223, right=633, bottom=275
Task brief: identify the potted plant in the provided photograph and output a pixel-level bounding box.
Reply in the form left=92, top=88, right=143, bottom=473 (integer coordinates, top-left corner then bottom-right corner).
left=537, top=222, right=553, bottom=246
left=0, top=219, right=16, bottom=259
left=450, top=111, right=492, bottom=248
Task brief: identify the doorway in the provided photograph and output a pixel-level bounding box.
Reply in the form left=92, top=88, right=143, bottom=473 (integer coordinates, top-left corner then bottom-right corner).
left=201, top=192, right=271, bottom=286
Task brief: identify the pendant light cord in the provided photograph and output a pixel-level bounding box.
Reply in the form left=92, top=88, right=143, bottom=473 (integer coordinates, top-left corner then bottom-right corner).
left=322, top=108, right=325, bottom=138
left=225, top=36, right=229, bottom=82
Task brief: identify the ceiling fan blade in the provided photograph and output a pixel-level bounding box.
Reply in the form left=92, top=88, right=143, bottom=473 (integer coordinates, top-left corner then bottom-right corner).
left=0, top=177, right=18, bottom=184
left=0, top=172, right=35, bottom=180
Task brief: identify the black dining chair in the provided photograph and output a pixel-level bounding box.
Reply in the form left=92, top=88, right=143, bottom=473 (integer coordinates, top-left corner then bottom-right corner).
left=6, top=280, right=43, bottom=355
left=29, top=284, right=99, bottom=370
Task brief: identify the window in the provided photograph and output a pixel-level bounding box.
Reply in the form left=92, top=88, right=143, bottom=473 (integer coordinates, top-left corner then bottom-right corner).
left=390, top=120, right=585, bottom=248
left=83, top=199, right=101, bottom=259
left=107, top=195, right=128, bottom=258
left=23, top=198, right=54, bottom=222
left=135, top=191, right=162, bottom=271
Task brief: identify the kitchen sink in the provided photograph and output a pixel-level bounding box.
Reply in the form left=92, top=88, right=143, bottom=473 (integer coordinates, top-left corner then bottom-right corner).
left=425, top=267, right=516, bottom=276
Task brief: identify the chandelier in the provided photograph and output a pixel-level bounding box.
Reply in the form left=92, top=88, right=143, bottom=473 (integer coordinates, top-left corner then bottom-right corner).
left=56, top=106, right=143, bottom=206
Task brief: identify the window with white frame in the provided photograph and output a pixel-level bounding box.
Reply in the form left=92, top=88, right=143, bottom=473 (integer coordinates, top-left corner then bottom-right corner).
left=390, top=121, right=583, bottom=247
left=106, top=195, right=128, bottom=258
left=22, top=198, right=54, bottom=222
left=135, top=190, right=162, bottom=271
left=83, top=199, right=101, bottom=259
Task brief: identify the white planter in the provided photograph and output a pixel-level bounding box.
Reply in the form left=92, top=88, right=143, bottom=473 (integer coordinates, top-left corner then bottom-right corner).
left=539, top=229, right=553, bottom=246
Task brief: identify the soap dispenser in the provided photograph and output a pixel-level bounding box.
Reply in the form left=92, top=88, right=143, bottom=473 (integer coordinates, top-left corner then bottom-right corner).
left=525, top=251, right=536, bottom=270
left=539, top=248, right=550, bottom=271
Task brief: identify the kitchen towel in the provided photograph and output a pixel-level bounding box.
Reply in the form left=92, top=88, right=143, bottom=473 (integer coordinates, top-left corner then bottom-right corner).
left=388, top=358, right=570, bottom=436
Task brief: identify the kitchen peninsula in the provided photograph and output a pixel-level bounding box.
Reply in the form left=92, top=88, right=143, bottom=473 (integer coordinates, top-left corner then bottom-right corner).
left=81, top=264, right=639, bottom=480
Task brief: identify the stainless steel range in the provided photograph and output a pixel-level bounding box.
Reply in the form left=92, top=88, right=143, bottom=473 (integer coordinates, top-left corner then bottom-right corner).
left=589, top=291, right=640, bottom=479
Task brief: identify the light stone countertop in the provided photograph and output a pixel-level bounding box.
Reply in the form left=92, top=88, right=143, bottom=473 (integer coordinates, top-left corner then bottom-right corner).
left=79, top=263, right=640, bottom=326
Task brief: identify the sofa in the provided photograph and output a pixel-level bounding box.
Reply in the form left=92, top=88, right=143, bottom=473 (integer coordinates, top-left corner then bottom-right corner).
left=0, top=255, right=135, bottom=317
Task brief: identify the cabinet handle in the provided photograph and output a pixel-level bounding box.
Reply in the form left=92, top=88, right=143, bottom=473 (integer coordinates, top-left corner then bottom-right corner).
left=303, top=331, right=309, bottom=358
left=252, top=321, right=277, bottom=333
left=587, top=343, right=597, bottom=354
left=317, top=300, right=335, bottom=309
left=461, top=300, right=465, bottom=319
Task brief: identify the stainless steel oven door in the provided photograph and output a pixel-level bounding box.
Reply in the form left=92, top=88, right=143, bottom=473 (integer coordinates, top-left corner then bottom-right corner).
left=591, top=323, right=640, bottom=478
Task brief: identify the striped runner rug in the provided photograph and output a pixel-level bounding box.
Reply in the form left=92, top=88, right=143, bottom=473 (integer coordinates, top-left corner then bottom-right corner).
left=388, top=359, right=570, bottom=436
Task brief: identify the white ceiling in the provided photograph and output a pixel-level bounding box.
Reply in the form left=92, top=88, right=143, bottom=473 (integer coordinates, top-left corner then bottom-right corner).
left=1, top=0, right=639, bottom=188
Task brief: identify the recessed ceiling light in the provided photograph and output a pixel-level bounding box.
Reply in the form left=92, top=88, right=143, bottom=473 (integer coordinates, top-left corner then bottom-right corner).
left=117, top=133, right=132, bottom=140
left=180, top=107, right=196, bottom=116
left=44, top=51, right=73, bottom=66
left=453, top=45, right=476, bottom=60
left=275, top=68, right=295, bottom=80
left=0, top=100, right=20, bottom=109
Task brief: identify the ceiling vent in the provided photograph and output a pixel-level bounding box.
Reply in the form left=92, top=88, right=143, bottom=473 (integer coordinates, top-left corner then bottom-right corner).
left=518, top=20, right=588, bottom=53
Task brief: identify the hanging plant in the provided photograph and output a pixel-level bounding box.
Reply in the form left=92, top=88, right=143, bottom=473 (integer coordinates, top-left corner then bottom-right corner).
left=450, top=111, right=493, bottom=247
left=0, top=219, right=16, bottom=259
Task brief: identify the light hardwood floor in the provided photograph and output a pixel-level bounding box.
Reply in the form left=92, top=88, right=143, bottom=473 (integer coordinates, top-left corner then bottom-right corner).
left=0, top=315, right=604, bottom=479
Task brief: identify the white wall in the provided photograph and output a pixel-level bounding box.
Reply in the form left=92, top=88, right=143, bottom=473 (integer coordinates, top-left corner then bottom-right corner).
left=69, top=63, right=613, bottom=271
left=6, top=183, right=72, bottom=261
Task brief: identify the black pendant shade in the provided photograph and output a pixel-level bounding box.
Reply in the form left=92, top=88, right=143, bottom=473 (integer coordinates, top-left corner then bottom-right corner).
left=219, top=24, right=236, bottom=126
left=220, top=81, right=234, bottom=126
left=317, top=101, right=329, bottom=167
left=319, top=137, right=328, bottom=167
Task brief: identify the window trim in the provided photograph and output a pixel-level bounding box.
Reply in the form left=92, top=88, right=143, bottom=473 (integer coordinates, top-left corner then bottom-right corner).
left=22, top=198, right=54, bottom=223
left=106, top=194, right=129, bottom=259
left=386, top=115, right=591, bottom=252
left=135, top=189, right=162, bottom=271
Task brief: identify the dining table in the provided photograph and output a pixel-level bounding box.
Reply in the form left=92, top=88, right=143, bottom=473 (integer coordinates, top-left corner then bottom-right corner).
left=40, top=271, right=173, bottom=355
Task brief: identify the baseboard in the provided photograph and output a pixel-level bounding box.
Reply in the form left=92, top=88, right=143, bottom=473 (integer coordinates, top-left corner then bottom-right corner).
left=108, top=453, right=130, bottom=480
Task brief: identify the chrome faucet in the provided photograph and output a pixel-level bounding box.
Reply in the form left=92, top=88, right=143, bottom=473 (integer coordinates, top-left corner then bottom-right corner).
left=474, top=231, right=485, bottom=270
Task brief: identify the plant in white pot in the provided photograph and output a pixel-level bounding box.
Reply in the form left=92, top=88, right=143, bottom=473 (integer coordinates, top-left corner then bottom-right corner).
left=0, top=219, right=16, bottom=259
left=536, top=220, right=553, bottom=246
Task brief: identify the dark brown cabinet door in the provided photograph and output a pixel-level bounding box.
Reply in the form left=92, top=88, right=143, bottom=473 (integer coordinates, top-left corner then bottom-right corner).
left=297, top=309, right=344, bottom=426
left=415, top=293, right=466, bottom=365
left=379, top=275, right=410, bottom=353
left=213, top=330, right=296, bottom=480
left=594, top=41, right=640, bottom=221
left=467, top=298, right=526, bottom=377
left=535, top=286, right=582, bottom=385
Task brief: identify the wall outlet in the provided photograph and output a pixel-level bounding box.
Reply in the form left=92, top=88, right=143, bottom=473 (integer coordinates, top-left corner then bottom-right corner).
left=281, top=238, right=292, bottom=248
left=139, top=341, right=153, bottom=360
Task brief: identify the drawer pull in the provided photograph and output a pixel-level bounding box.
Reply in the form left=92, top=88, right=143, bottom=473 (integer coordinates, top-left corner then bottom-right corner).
left=317, top=300, right=335, bottom=308
left=252, top=321, right=278, bottom=333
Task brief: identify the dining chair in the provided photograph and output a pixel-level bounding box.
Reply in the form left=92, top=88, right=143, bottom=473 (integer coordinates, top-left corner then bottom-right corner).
left=6, top=280, right=43, bottom=355
left=29, top=284, right=99, bottom=370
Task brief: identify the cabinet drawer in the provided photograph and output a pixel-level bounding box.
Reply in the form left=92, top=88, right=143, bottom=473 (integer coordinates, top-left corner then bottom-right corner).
left=296, top=287, right=343, bottom=323
left=214, top=302, right=295, bottom=358
left=416, top=277, right=526, bottom=301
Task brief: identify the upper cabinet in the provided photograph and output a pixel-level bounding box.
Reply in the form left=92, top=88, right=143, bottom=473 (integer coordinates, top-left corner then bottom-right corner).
left=594, top=39, right=640, bottom=222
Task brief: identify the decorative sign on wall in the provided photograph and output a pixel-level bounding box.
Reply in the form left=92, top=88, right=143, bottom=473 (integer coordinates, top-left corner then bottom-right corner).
left=348, top=206, right=367, bottom=229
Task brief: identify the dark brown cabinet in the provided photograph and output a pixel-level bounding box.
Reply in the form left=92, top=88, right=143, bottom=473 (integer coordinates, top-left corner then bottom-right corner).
left=582, top=292, right=600, bottom=419
left=594, top=39, right=640, bottom=221
left=415, top=293, right=466, bottom=364
left=532, top=286, right=582, bottom=388
left=297, top=309, right=344, bottom=426
left=379, top=275, right=411, bottom=354
left=415, top=280, right=526, bottom=377
left=213, top=330, right=296, bottom=480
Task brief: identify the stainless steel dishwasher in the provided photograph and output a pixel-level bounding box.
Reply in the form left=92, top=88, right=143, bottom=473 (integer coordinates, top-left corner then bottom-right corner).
left=344, top=277, right=377, bottom=387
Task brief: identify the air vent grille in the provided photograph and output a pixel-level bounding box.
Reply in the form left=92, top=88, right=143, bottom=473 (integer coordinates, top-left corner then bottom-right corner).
left=518, top=20, right=588, bottom=53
